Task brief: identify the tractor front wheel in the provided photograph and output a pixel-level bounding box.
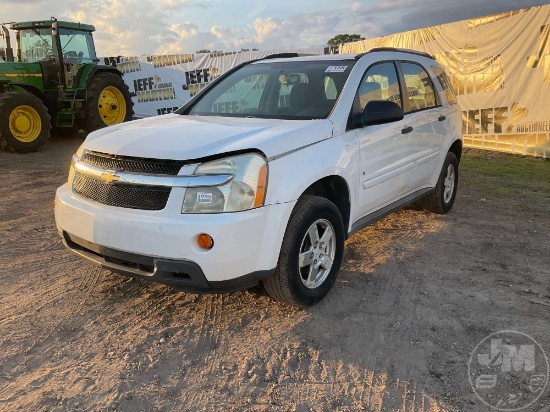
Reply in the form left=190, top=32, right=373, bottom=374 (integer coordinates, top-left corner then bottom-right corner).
left=0, top=91, right=51, bottom=153
left=83, top=72, right=134, bottom=134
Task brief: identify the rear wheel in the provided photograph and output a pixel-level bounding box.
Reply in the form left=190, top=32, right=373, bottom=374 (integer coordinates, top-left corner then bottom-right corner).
left=82, top=72, right=134, bottom=134
left=0, top=91, right=51, bottom=153
left=263, top=195, right=345, bottom=307
left=422, top=152, right=459, bottom=214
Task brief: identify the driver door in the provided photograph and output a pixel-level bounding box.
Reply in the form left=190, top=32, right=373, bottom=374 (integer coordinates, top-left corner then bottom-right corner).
left=354, top=62, right=414, bottom=218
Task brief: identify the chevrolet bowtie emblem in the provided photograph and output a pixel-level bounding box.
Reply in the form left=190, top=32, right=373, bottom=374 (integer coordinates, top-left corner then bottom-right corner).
left=100, top=170, right=120, bottom=184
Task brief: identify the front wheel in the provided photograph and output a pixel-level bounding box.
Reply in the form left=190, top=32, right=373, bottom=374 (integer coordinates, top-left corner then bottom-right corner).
left=263, top=195, right=345, bottom=307
left=422, top=152, right=459, bottom=214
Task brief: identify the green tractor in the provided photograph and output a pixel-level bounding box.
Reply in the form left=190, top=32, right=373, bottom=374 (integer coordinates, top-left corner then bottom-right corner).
left=0, top=18, right=133, bottom=153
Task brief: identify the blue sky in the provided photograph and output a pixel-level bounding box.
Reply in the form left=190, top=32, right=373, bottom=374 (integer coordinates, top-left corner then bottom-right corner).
left=2, top=0, right=549, bottom=56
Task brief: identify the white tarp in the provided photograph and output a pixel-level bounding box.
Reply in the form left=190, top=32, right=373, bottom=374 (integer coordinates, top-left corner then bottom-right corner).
left=100, top=48, right=326, bottom=118
left=341, top=5, right=550, bottom=158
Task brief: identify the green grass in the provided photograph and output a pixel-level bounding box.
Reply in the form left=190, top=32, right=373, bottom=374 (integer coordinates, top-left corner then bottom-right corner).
left=460, top=149, right=550, bottom=203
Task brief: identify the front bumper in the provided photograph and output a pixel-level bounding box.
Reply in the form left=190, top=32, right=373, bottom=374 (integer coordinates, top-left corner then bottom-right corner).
left=60, top=231, right=274, bottom=292
left=55, top=183, right=295, bottom=289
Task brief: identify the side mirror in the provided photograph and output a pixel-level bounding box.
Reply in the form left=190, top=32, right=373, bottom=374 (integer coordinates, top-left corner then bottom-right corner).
left=355, top=100, right=404, bottom=127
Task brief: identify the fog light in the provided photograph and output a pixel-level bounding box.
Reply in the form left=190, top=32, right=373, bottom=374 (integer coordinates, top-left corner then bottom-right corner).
left=197, top=233, right=214, bottom=249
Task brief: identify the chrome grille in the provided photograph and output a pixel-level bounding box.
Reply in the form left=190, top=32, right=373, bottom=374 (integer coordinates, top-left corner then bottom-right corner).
left=73, top=172, right=171, bottom=211
left=82, top=151, right=187, bottom=176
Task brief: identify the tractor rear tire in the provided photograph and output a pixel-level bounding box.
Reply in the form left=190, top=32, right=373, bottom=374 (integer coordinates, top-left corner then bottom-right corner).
left=0, top=91, right=51, bottom=153
left=82, top=72, right=134, bottom=134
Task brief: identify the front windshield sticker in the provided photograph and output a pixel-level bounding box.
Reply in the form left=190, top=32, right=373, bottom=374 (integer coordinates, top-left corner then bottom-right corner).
left=325, top=66, right=348, bottom=73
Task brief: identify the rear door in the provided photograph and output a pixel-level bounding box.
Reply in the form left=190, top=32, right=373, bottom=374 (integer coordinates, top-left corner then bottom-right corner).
left=397, top=61, right=449, bottom=191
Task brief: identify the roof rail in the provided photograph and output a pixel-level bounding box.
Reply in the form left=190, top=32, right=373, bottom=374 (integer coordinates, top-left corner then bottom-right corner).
left=367, top=47, right=435, bottom=60
left=260, top=53, right=299, bottom=60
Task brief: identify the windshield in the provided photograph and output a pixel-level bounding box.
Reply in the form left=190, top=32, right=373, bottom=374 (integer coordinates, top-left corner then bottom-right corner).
left=182, top=60, right=356, bottom=120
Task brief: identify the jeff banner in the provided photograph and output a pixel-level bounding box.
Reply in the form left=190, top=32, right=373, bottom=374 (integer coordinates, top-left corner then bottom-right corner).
left=100, top=48, right=325, bottom=119
left=342, top=5, right=550, bottom=158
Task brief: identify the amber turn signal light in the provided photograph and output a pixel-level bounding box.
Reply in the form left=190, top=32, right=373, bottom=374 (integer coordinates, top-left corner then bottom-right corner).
left=253, top=164, right=267, bottom=207
left=197, top=233, right=214, bottom=249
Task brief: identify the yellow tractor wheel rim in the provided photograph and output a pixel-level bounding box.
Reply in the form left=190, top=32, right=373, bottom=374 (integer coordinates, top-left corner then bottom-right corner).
left=8, top=105, right=42, bottom=142
left=98, top=86, right=126, bottom=125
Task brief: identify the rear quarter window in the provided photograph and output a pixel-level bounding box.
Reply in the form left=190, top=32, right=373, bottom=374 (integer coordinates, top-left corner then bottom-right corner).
left=400, top=61, right=437, bottom=112
left=432, top=66, right=458, bottom=105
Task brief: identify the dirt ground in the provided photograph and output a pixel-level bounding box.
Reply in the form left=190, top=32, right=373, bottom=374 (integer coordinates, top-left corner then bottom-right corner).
left=0, top=137, right=549, bottom=412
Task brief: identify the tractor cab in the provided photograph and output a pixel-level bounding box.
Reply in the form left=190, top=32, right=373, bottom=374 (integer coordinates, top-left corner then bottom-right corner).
left=10, top=19, right=98, bottom=89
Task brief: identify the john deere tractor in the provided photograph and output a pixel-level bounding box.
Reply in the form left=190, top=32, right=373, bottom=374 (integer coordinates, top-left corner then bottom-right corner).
left=0, top=18, right=133, bottom=153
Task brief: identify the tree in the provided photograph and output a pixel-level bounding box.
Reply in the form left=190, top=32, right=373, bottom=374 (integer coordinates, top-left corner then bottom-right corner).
left=327, top=34, right=365, bottom=53
left=327, top=34, right=365, bottom=46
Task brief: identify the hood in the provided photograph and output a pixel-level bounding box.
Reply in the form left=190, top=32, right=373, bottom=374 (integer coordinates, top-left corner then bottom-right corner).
left=83, top=114, right=334, bottom=160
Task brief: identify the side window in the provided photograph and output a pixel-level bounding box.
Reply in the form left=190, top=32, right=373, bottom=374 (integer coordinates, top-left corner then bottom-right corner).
left=59, top=30, right=97, bottom=63
left=19, top=29, right=54, bottom=62
left=357, top=62, right=402, bottom=111
left=324, top=76, right=337, bottom=100
left=400, top=62, right=437, bottom=112
left=432, top=66, right=458, bottom=105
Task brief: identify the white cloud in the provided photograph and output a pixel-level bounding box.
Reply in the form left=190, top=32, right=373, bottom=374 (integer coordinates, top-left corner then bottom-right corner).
left=249, top=11, right=360, bottom=50
left=68, top=0, right=173, bottom=56
left=156, top=21, right=220, bottom=54
left=210, top=26, right=251, bottom=49
left=253, top=18, right=280, bottom=43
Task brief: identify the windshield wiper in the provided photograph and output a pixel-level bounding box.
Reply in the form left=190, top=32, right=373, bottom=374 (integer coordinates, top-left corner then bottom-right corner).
left=32, top=29, right=51, bottom=48
left=62, top=35, right=76, bottom=52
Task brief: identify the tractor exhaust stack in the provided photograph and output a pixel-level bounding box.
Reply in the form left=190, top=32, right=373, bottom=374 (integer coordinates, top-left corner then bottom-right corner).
left=1, top=25, right=14, bottom=62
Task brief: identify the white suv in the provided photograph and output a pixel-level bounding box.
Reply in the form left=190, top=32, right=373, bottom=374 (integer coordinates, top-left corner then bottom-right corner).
left=55, top=48, right=462, bottom=307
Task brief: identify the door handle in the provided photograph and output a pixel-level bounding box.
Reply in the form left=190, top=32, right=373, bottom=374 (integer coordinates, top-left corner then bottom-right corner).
left=401, top=126, right=413, bottom=134
left=438, top=115, right=446, bottom=121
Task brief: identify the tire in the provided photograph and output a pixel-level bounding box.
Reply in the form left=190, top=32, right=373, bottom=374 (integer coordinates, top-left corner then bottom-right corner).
left=422, top=152, right=459, bottom=214
left=263, top=195, right=345, bottom=307
left=82, top=72, right=134, bottom=134
left=0, top=91, right=51, bottom=153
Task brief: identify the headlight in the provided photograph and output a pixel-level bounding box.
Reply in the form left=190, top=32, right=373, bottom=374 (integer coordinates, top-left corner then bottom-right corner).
left=182, top=153, right=267, bottom=213
left=68, top=145, right=86, bottom=186
left=75, top=144, right=85, bottom=159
